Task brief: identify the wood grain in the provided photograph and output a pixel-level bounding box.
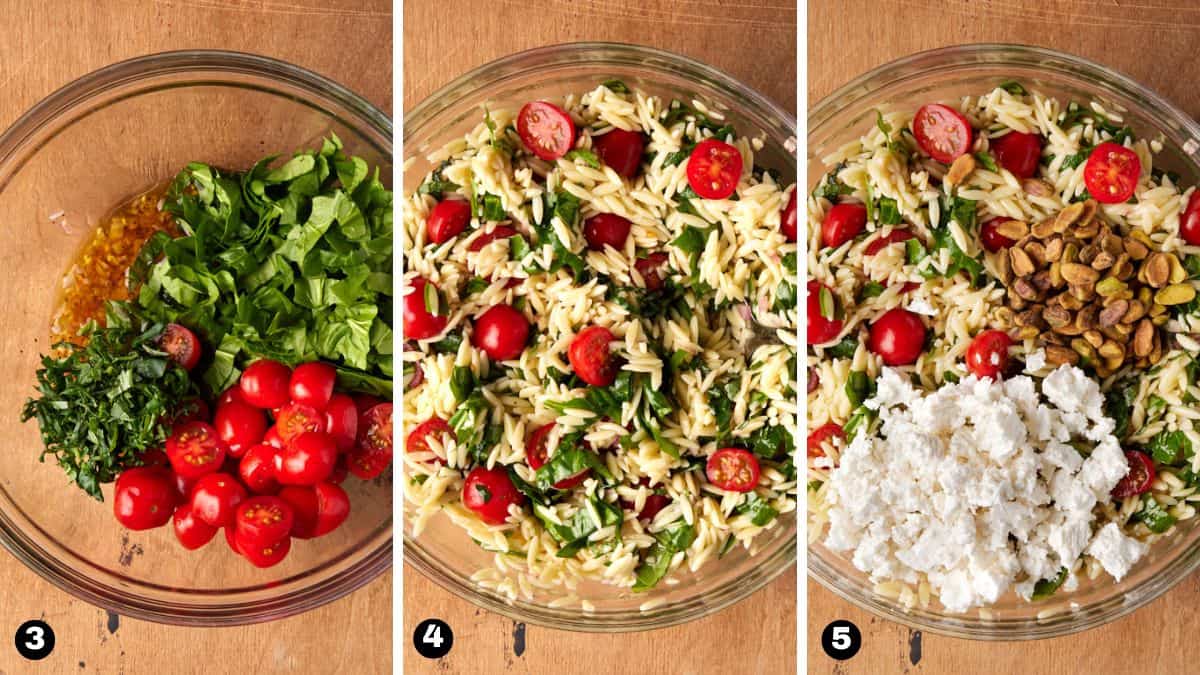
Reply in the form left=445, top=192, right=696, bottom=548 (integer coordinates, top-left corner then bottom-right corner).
left=0, top=1, right=391, bottom=673
left=808, top=1, right=1200, bottom=673
left=402, top=2, right=796, bottom=673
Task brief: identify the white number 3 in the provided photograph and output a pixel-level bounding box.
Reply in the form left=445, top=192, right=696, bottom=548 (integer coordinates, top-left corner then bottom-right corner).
left=830, top=625, right=851, bottom=651
left=422, top=623, right=443, bottom=649
left=24, top=626, right=45, bottom=651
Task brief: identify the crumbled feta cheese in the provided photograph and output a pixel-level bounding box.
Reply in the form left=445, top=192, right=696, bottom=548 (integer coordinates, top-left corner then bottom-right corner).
left=1024, top=348, right=1046, bottom=372
left=1087, top=523, right=1149, bottom=581
left=907, top=298, right=938, bottom=316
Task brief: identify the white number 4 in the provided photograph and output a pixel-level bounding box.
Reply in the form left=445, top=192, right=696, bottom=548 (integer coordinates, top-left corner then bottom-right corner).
left=422, top=623, right=444, bottom=649
left=830, top=625, right=851, bottom=651
left=24, top=626, right=45, bottom=650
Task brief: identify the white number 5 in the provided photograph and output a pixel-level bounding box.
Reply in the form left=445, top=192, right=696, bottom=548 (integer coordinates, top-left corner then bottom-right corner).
left=830, top=625, right=851, bottom=651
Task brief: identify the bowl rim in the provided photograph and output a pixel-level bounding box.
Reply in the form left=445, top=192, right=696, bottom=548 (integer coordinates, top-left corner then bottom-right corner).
left=808, top=42, right=1200, bottom=640
left=0, top=49, right=394, bottom=626
left=402, top=40, right=798, bottom=633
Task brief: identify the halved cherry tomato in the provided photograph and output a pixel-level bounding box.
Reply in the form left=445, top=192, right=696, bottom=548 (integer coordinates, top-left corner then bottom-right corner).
left=351, top=394, right=383, bottom=416
left=807, top=423, right=845, bottom=459
left=236, top=530, right=291, bottom=568
left=635, top=252, right=670, bottom=291
left=1112, top=450, right=1156, bottom=499
left=869, top=307, right=926, bottom=366
left=472, top=305, right=529, bottom=361
left=274, top=431, right=337, bottom=486
left=517, top=101, right=576, bottom=161
left=807, top=280, right=844, bottom=345
left=686, top=139, right=743, bottom=199
left=638, top=494, right=670, bottom=522
left=406, top=417, right=452, bottom=465
left=112, top=467, right=177, bottom=530
left=403, top=277, right=448, bottom=341
left=583, top=213, right=631, bottom=251
left=821, top=203, right=867, bottom=249
left=1181, top=191, right=1200, bottom=245
left=781, top=189, right=798, bottom=242
left=349, top=403, right=394, bottom=480
left=189, top=473, right=247, bottom=528
left=277, top=486, right=319, bottom=539
left=263, top=426, right=285, bottom=449
left=312, top=482, right=351, bottom=537
left=239, top=443, right=280, bottom=495
left=991, top=131, right=1042, bottom=179
left=462, top=466, right=526, bottom=525
left=214, top=400, right=267, bottom=459
left=289, top=362, right=336, bottom=411
left=705, top=448, right=760, bottom=493
left=166, top=422, right=227, bottom=479
left=172, top=504, right=218, bottom=550
left=426, top=199, right=471, bottom=244
left=468, top=225, right=518, bottom=252
left=325, top=394, right=359, bottom=452
left=159, top=323, right=201, bottom=371
left=965, top=329, right=1013, bottom=380
left=568, top=325, right=617, bottom=387
left=234, top=496, right=294, bottom=546
left=913, top=103, right=974, bottom=163
left=594, top=128, right=645, bottom=178
left=864, top=229, right=915, bottom=255
left=526, top=423, right=589, bottom=489
left=275, top=402, right=325, bottom=444
left=1084, top=141, right=1141, bottom=204
left=980, top=218, right=1018, bottom=253
left=239, top=359, right=292, bottom=409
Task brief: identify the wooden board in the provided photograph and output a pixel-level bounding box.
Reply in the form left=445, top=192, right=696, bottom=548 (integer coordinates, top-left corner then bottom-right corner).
left=0, top=1, right=391, bottom=673
left=807, top=1, right=1200, bottom=673
left=402, top=1, right=797, bottom=673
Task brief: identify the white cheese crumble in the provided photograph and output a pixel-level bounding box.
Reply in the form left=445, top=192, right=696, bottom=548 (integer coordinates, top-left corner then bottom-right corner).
left=823, top=365, right=1144, bottom=613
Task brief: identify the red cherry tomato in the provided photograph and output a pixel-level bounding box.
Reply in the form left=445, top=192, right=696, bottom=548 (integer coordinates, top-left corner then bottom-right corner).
left=1084, top=142, right=1141, bottom=204
left=594, top=128, right=645, bottom=178
left=165, top=421, right=227, bottom=480
left=218, top=387, right=246, bottom=408
left=1112, top=450, right=1156, bottom=499
left=263, top=426, right=285, bottom=449
left=686, top=139, right=743, bottom=200
left=635, top=252, right=670, bottom=291
left=403, top=277, right=448, bottom=341
left=472, top=305, right=529, bottom=361
left=159, top=323, right=201, bottom=371
left=277, top=486, right=319, bottom=539
left=236, top=530, right=291, bottom=568
left=980, top=218, right=1018, bottom=253
left=352, top=394, right=383, bottom=416
left=328, top=455, right=350, bottom=485
left=807, top=423, right=845, bottom=459
left=821, top=203, right=868, bottom=249
left=638, top=494, right=671, bottom=522
left=468, top=225, right=518, bottom=252
left=171, top=472, right=195, bottom=504
left=912, top=103, right=974, bottom=163
left=239, top=359, right=292, bottom=409
left=112, top=467, right=177, bottom=530
left=213, top=400, right=267, bottom=459
left=568, top=325, right=617, bottom=387
left=224, top=525, right=243, bottom=555
left=517, top=101, right=576, bottom=161
left=462, top=466, right=526, bottom=525
left=426, top=199, right=471, bottom=244
left=274, top=431, right=338, bottom=486
left=705, top=448, right=761, bottom=493
left=583, top=213, right=632, bottom=251
left=289, top=362, right=337, bottom=411
left=807, top=280, right=844, bottom=345
left=312, top=482, right=351, bottom=537
left=275, top=402, right=325, bottom=444
left=781, top=190, right=798, bottom=242
left=1181, top=191, right=1200, bottom=246
left=864, top=229, right=915, bottom=255
left=349, top=403, right=394, bottom=480
left=991, top=131, right=1043, bottom=179
left=526, top=423, right=589, bottom=489
left=234, top=495, right=295, bottom=546
left=172, top=504, right=218, bottom=550
left=868, top=308, right=927, bottom=366
left=406, top=417, right=452, bottom=465
left=239, top=444, right=281, bottom=495
left=324, top=394, right=359, bottom=452
left=965, top=330, right=1013, bottom=380
left=189, top=473, right=247, bottom=528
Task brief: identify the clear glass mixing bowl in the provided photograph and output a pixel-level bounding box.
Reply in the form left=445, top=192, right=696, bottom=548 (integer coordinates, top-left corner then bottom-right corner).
left=0, top=50, right=393, bottom=626
left=403, top=42, right=797, bottom=632
left=808, top=43, right=1200, bottom=640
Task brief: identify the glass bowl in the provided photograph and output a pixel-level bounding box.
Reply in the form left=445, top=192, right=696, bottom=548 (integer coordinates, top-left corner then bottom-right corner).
left=808, top=43, right=1200, bottom=640
left=403, top=42, right=797, bottom=632
left=0, top=50, right=393, bottom=626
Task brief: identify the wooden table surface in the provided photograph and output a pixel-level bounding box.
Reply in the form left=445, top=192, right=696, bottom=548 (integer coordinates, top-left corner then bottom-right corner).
left=402, top=2, right=796, bottom=674
left=0, top=2, right=391, bottom=673
left=808, top=1, right=1200, bottom=673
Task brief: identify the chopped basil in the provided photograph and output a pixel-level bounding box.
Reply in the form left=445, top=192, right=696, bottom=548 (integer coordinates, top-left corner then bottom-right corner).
left=845, top=370, right=875, bottom=408
left=1031, top=567, right=1067, bottom=601
left=999, top=80, right=1027, bottom=96
left=633, top=519, right=695, bottom=591
left=826, top=335, right=859, bottom=359
left=877, top=197, right=902, bottom=225
left=1147, top=429, right=1192, bottom=465
left=565, top=149, right=601, bottom=168
left=1134, top=495, right=1177, bottom=534
left=733, top=494, right=778, bottom=526
left=974, top=151, right=999, bottom=172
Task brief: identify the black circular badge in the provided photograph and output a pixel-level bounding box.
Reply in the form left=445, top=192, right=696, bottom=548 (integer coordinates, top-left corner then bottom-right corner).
left=15, top=620, right=55, bottom=661
left=413, top=618, right=453, bottom=659
left=821, top=619, right=861, bottom=660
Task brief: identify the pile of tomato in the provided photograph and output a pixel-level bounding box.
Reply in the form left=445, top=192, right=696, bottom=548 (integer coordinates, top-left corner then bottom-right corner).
left=112, top=327, right=393, bottom=568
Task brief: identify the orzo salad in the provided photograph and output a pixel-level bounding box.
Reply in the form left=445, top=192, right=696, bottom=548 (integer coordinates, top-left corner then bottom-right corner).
left=402, top=80, right=797, bottom=604
left=807, top=80, right=1200, bottom=613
